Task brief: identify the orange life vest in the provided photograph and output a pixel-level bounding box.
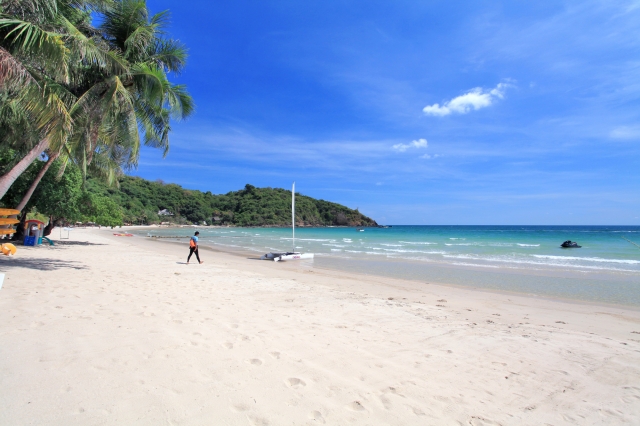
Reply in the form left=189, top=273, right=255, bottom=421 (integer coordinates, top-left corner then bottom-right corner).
left=189, top=238, right=197, bottom=248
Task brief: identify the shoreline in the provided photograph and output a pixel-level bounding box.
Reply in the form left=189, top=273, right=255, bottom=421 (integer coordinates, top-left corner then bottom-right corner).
left=112, top=230, right=640, bottom=337
left=1, top=228, right=639, bottom=424
left=137, top=230, right=640, bottom=311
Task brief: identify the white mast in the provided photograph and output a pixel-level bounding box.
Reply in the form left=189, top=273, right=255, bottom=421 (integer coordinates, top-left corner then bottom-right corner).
left=292, top=182, right=295, bottom=253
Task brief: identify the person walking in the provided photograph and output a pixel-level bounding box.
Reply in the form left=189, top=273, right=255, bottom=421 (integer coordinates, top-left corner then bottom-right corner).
left=187, top=231, right=203, bottom=264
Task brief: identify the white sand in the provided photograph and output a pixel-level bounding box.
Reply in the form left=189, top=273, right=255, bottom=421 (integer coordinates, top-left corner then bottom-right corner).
left=1, top=228, right=639, bottom=425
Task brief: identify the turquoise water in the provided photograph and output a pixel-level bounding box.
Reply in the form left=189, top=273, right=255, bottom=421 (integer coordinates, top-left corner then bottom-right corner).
left=139, top=226, right=640, bottom=305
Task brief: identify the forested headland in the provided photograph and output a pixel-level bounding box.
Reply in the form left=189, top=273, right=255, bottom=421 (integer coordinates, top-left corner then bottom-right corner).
left=107, top=178, right=378, bottom=227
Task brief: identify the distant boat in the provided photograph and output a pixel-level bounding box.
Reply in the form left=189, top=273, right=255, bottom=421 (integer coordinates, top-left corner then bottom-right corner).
left=261, top=182, right=314, bottom=262
left=357, top=227, right=364, bottom=232
left=561, top=240, right=581, bottom=248
left=378, top=225, right=391, bottom=228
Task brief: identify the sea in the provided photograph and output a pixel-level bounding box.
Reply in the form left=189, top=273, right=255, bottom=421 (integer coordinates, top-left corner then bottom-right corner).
left=137, top=225, right=640, bottom=306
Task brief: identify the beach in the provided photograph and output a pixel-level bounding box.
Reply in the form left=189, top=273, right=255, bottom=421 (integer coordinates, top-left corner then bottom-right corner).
left=1, top=228, right=640, bottom=425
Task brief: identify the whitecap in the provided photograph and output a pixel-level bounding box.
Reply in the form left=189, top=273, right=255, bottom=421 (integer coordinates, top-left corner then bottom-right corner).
left=531, top=255, right=640, bottom=265
left=399, top=241, right=438, bottom=245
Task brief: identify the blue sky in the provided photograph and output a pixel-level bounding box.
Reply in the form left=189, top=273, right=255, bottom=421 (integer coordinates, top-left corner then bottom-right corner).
left=136, top=0, right=640, bottom=225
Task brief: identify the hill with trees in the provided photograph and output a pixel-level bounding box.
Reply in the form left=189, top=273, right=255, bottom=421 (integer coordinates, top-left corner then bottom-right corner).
left=94, top=177, right=378, bottom=227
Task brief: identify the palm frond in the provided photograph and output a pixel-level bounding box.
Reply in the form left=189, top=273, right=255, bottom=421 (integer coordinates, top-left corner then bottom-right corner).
left=164, top=83, right=194, bottom=120
left=148, top=38, right=186, bottom=73
left=58, top=14, right=128, bottom=75
left=0, top=17, right=69, bottom=82
left=6, top=74, right=75, bottom=153
left=148, top=9, right=169, bottom=34
left=0, top=45, right=34, bottom=88
left=0, top=0, right=57, bottom=21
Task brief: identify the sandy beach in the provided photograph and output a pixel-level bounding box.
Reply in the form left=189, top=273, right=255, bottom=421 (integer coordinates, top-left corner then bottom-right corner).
left=1, top=228, right=640, bottom=425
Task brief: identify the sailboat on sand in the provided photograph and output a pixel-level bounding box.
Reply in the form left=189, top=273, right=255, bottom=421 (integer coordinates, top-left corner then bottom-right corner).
left=260, top=182, right=314, bottom=262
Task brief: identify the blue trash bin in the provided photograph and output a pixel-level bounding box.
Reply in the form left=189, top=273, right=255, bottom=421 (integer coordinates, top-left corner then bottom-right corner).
left=24, top=236, right=36, bottom=246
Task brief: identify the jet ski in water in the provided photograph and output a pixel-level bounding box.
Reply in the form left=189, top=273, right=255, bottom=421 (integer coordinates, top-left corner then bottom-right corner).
left=561, top=240, right=581, bottom=248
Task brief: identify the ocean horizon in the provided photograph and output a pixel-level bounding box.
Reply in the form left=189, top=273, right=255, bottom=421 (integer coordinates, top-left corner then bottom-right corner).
left=137, top=225, right=640, bottom=307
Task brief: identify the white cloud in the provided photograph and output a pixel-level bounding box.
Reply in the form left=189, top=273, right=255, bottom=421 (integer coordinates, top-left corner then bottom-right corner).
left=610, top=126, right=640, bottom=140
left=392, top=138, right=428, bottom=152
left=423, top=82, right=512, bottom=116
left=420, top=153, right=440, bottom=159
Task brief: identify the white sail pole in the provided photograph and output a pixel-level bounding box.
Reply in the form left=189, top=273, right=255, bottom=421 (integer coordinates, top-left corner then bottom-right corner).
left=292, top=182, right=295, bottom=253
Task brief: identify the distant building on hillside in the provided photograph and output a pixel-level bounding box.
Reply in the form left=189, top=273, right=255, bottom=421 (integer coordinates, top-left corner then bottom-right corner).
left=158, top=209, right=173, bottom=216
left=213, top=216, right=222, bottom=222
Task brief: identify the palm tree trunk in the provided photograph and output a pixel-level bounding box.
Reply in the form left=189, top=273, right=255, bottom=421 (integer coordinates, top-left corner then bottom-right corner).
left=0, top=138, right=49, bottom=200
left=10, top=211, right=27, bottom=242
left=15, top=151, right=58, bottom=212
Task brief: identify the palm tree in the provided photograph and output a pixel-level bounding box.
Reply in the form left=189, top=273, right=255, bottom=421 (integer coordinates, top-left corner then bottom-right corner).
left=59, top=0, right=194, bottom=189
left=98, top=0, right=193, bottom=157
left=0, top=0, right=121, bottom=198
left=0, top=0, right=193, bottom=209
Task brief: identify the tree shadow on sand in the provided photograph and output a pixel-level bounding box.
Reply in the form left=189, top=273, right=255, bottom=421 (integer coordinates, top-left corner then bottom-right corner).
left=0, top=257, right=87, bottom=271
left=52, top=240, right=106, bottom=247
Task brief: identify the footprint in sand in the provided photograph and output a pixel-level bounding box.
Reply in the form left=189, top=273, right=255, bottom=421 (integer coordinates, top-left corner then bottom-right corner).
left=409, top=405, right=426, bottom=416
left=229, top=403, right=249, bottom=413
left=246, top=415, right=269, bottom=426
left=346, top=401, right=366, bottom=411
left=468, top=416, right=501, bottom=425
left=222, top=342, right=233, bottom=349
left=308, top=410, right=325, bottom=423
left=285, top=378, right=306, bottom=388
left=379, top=395, right=392, bottom=409
left=384, top=386, right=403, bottom=396
left=269, top=351, right=281, bottom=359
left=246, top=358, right=262, bottom=366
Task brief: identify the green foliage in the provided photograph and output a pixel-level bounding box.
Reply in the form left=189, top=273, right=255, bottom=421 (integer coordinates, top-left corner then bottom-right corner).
left=88, top=179, right=378, bottom=227
left=77, top=191, right=123, bottom=227
left=30, top=158, right=83, bottom=222
left=0, top=0, right=194, bottom=195
left=26, top=209, right=48, bottom=224
left=0, top=148, right=123, bottom=226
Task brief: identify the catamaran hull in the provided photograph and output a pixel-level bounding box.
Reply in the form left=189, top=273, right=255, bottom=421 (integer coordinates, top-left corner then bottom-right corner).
left=260, top=183, right=315, bottom=263
left=260, top=252, right=314, bottom=262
